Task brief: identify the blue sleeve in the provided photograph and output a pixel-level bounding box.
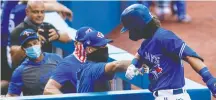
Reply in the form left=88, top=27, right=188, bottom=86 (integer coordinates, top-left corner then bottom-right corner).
left=90, top=62, right=112, bottom=80
left=8, top=66, right=24, bottom=95
left=1, top=1, right=18, bottom=46
left=53, top=54, right=63, bottom=64
left=1, top=1, right=18, bottom=33
left=162, top=32, right=203, bottom=61
left=181, top=44, right=204, bottom=61
left=51, top=62, right=72, bottom=86
left=161, top=33, right=185, bottom=58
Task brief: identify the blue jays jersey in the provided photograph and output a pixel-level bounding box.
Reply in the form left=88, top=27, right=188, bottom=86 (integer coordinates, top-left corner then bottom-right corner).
left=138, top=28, right=201, bottom=92
left=1, top=1, right=18, bottom=46
left=51, top=54, right=83, bottom=93
left=8, top=3, right=26, bottom=33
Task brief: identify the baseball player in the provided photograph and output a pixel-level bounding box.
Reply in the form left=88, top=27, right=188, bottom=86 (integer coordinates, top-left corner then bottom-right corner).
left=44, top=27, right=111, bottom=94
left=43, top=27, right=94, bottom=94
left=76, top=31, right=131, bottom=93
left=120, top=4, right=216, bottom=100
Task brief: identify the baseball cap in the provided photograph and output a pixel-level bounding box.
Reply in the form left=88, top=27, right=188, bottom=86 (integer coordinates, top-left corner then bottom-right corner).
left=81, top=31, right=112, bottom=48
left=120, top=4, right=153, bottom=33
left=19, top=29, right=39, bottom=46
left=75, top=26, right=96, bottom=42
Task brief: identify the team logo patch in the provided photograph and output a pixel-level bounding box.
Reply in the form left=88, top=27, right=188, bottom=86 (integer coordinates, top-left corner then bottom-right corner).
left=23, top=31, right=34, bottom=36
left=155, top=66, right=163, bottom=74
left=85, top=28, right=93, bottom=34
left=97, top=32, right=104, bottom=38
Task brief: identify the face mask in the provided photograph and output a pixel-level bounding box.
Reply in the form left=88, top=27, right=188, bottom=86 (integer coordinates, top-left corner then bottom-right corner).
left=73, top=43, right=86, bottom=63
left=129, top=30, right=143, bottom=41
left=87, top=47, right=109, bottom=62
left=25, top=45, right=41, bottom=59
left=128, top=19, right=158, bottom=41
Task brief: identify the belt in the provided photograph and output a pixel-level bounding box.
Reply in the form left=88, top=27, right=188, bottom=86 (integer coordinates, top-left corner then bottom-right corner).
left=154, top=88, right=185, bottom=97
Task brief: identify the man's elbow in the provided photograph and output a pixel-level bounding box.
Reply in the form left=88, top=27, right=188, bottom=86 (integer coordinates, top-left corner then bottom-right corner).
left=43, top=83, right=58, bottom=95
left=6, top=93, right=19, bottom=97
left=43, top=79, right=62, bottom=95
left=43, top=87, right=51, bottom=95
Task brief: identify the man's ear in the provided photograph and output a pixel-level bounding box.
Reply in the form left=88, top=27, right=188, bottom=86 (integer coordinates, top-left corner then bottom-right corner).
left=74, top=41, right=79, bottom=46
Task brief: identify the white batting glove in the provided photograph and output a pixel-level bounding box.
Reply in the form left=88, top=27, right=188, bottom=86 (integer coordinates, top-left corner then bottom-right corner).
left=125, top=64, right=139, bottom=80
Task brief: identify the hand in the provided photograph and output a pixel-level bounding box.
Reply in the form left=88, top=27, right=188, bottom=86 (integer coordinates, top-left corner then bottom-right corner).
left=59, top=6, right=73, bottom=21
left=125, top=64, right=140, bottom=80
left=48, top=29, right=60, bottom=42
left=37, top=29, right=46, bottom=43
left=206, top=78, right=216, bottom=98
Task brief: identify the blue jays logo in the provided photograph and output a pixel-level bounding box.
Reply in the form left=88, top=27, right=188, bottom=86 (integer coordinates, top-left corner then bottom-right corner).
left=97, top=32, right=104, bottom=38
left=23, top=31, right=34, bottom=36
left=144, top=52, right=163, bottom=74
left=144, top=52, right=160, bottom=64
left=154, top=65, right=163, bottom=74
left=85, top=28, right=93, bottom=34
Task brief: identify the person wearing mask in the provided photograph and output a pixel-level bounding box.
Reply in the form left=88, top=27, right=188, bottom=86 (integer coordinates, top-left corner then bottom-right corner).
left=44, top=26, right=112, bottom=94
left=6, top=28, right=62, bottom=96
left=121, top=4, right=215, bottom=99
left=76, top=31, right=132, bottom=93
left=10, top=1, right=71, bottom=69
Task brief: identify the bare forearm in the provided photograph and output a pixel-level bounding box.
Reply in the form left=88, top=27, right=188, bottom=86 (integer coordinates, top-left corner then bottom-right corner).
left=58, top=32, right=72, bottom=43
left=43, top=1, right=62, bottom=12
left=10, top=46, right=26, bottom=68
left=43, top=88, right=62, bottom=95
left=185, top=56, right=206, bottom=73
left=43, top=79, right=62, bottom=95
left=114, top=60, right=131, bottom=72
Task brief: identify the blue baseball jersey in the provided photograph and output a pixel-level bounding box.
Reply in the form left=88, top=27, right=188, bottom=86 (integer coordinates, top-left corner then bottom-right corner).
left=8, top=52, right=62, bottom=95
left=1, top=1, right=18, bottom=46
left=51, top=54, right=83, bottom=93
left=137, top=28, right=200, bottom=92
left=77, top=61, right=112, bottom=93
left=8, top=3, right=26, bottom=33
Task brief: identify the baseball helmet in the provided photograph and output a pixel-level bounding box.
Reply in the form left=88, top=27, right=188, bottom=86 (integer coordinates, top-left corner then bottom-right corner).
left=120, top=4, right=153, bottom=41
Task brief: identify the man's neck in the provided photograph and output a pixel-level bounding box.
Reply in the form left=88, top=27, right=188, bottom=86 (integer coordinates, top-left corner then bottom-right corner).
left=24, top=17, right=41, bottom=27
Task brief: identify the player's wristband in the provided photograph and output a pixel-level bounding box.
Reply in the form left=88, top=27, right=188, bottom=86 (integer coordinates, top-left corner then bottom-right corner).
left=199, top=67, right=214, bottom=83
left=131, top=58, right=139, bottom=68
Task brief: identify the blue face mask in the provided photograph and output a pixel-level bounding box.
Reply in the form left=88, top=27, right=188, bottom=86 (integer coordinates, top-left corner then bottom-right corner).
left=25, top=45, right=41, bottom=59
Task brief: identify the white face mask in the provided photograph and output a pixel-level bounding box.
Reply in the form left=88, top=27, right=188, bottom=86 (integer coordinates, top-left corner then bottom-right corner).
left=25, top=45, right=41, bottom=59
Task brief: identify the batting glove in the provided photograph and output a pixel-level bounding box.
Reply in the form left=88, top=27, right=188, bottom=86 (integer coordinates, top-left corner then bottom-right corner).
left=206, top=77, right=216, bottom=98
left=125, top=64, right=139, bottom=80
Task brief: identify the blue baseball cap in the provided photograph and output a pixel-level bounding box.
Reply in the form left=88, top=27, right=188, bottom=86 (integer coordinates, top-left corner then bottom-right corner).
left=75, top=26, right=96, bottom=42
left=19, top=29, right=39, bottom=46
left=120, top=4, right=153, bottom=33
left=81, top=31, right=112, bottom=48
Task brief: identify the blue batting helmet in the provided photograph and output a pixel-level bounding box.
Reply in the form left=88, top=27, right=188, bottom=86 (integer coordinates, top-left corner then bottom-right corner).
left=120, top=4, right=153, bottom=41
